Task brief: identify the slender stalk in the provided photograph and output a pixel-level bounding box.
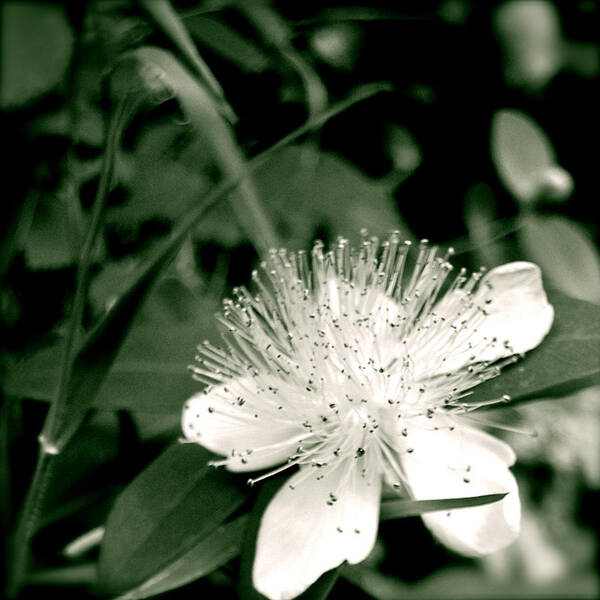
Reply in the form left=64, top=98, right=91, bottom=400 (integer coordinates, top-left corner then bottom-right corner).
left=6, top=450, right=55, bottom=597
left=39, top=99, right=131, bottom=454
left=6, top=100, right=130, bottom=597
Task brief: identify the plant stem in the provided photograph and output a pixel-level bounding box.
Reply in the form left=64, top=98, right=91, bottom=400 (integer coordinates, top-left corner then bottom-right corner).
left=6, top=451, right=55, bottom=597
left=39, top=99, right=131, bottom=454
left=6, top=100, right=131, bottom=598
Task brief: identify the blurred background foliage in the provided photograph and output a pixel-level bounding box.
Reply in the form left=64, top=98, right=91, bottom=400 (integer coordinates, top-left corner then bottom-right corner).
left=0, top=0, right=599, bottom=598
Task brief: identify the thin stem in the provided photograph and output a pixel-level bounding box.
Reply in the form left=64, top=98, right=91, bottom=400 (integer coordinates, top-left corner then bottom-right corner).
left=6, top=451, right=55, bottom=597
left=6, top=100, right=131, bottom=597
left=39, top=99, right=131, bottom=454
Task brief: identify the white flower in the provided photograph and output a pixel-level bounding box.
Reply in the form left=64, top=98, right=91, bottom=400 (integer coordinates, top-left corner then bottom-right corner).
left=182, top=233, right=554, bottom=600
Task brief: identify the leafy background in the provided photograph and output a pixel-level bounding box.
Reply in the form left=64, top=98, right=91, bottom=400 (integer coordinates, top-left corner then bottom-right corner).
left=1, top=1, right=599, bottom=599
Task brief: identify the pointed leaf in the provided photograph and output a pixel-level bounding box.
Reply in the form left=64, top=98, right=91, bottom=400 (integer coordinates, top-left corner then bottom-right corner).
left=114, top=516, right=247, bottom=600
left=186, top=14, right=270, bottom=73
left=40, top=241, right=180, bottom=451
left=380, top=493, right=507, bottom=521
left=251, top=144, right=407, bottom=249
left=3, top=283, right=220, bottom=413
left=139, top=0, right=236, bottom=123
left=519, top=214, right=600, bottom=303
left=467, top=289, right=600, bottom=406
left=116, top=46, right=278, bottom=254
left=98, top=443, right=247, bottom=594
left=491, top=109, right=556, bottom=203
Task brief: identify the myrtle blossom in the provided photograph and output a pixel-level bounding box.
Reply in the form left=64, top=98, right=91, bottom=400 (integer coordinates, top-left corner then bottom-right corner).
left=182, top=233, right=554, bottom=600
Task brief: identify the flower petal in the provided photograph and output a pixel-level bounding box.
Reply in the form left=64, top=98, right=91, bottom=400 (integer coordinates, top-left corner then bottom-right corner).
left=182, top=377, right=306, bottom=472
left=400, top=416, right=520, bottom=556
left=253, top=459, right=381, bottom=600
left=416, top=261, right=554, bottom=375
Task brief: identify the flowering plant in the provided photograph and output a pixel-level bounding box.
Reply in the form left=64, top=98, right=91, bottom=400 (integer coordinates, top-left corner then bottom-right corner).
left=3, top=2, right=598, bottom=599
left=183, top=234, right=553, bottom=599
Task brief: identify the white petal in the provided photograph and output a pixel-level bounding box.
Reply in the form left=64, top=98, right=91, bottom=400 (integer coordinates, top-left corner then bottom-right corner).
left=182, top=378, right=306, bottom=472
left=400, top=416, right=520, bottom=556
left=419, top=261, right=554, bottom=374
left=253, top=459, right=381, bottom=600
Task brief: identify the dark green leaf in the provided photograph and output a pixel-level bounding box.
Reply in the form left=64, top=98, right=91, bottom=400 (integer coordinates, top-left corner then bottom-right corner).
left=98, top=443, right=247, bottom=594
left=379, top=493, right=507, bottom=521
left=108, top=121, right=212, bottom=227
left=114, top=516, right=247, bottom=600
left=24, top=192, right=83, bottom=270
left=4, top=327, right=203, bottom=413
left=186, top=15, right=271, bottom=73
left=519, top=214, right=600, bottom=304
left=251, top=144, right=408, bottom=249
left=0, top=3, right=74, bottom=108
left=4, top=278, right=219, bottom=413
left=467, top=289, right=600, bottom=405
left=139, top=0, right=236, bottom=123
left=39, top=238, right=180, bottom=451
left=115, top=46, right=278, bottom=253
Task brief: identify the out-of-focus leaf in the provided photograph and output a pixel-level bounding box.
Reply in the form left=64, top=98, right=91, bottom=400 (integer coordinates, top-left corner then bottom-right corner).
left=0, top=3, right=74, bottom=108
left=380, top=493, right=507, bottom=521
left=467, top=289, right=600, bottom=406
left=108, top=121, right=212, bottom=226
left=24, top=191, right=84, bottom=270
left=3, top=302, right=217, bottom=413
left=250, top=144, right=407, bottom=249
left=38, top=412, right=120, bottom=527
left=518, top=214, right=600, bottom=303
left=139, top=0, right=236, bottom=123
left=114, top=46, right=278, bottom=253
left=238, top=476, right=341, bottom=600
left=463, top=183, right=513, bottom=267
left=385, top=124, right=421, bottom=174
left=4, top=276, right=218, bottom=415
left=491, top=109, right=557, bottom=203
left=39, top=235, right=181, bottom=451
left=98, top=443, right=247, bottom=594
left=238, top=1, right=327, bottom=119
left=114, top=516, right=247, bottom=600
left=0, top=191, right=38, bottom=284
left=310, top=22, right=362, bottom=72
left=186, top=15, right=271, bottom=73
left=493, top=1, right=562, bottom=92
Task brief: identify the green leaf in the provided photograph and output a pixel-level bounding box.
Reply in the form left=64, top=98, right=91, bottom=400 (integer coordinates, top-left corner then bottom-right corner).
left=24, top=191, right=84, bottom=270
left=114, top=516, right=247, bottom=600
left=3, top=305, right=217, bottom=413
left=139, top=0, right=236, bottom=123
left=379, top=493, right=507, bottom=521
left=38, top=235, right=181, bottom=451
left=114, top=46, right=278, bottom=254
left=3, top=275, right=220, bottom=413
left=491, top=109, right=556, bottom=203
left=519, top=214, right=600, bottom=304
left=0, top=3, right=74, bottom=108
left=98, top=443, right=247, bottom=594
left=186, top=14, right=271, bottom=73
left=108, top=121, right=213, bottom=227
left=250, top=144, right=408, bottom=249
left=467, top=289, right=600, bottom=406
